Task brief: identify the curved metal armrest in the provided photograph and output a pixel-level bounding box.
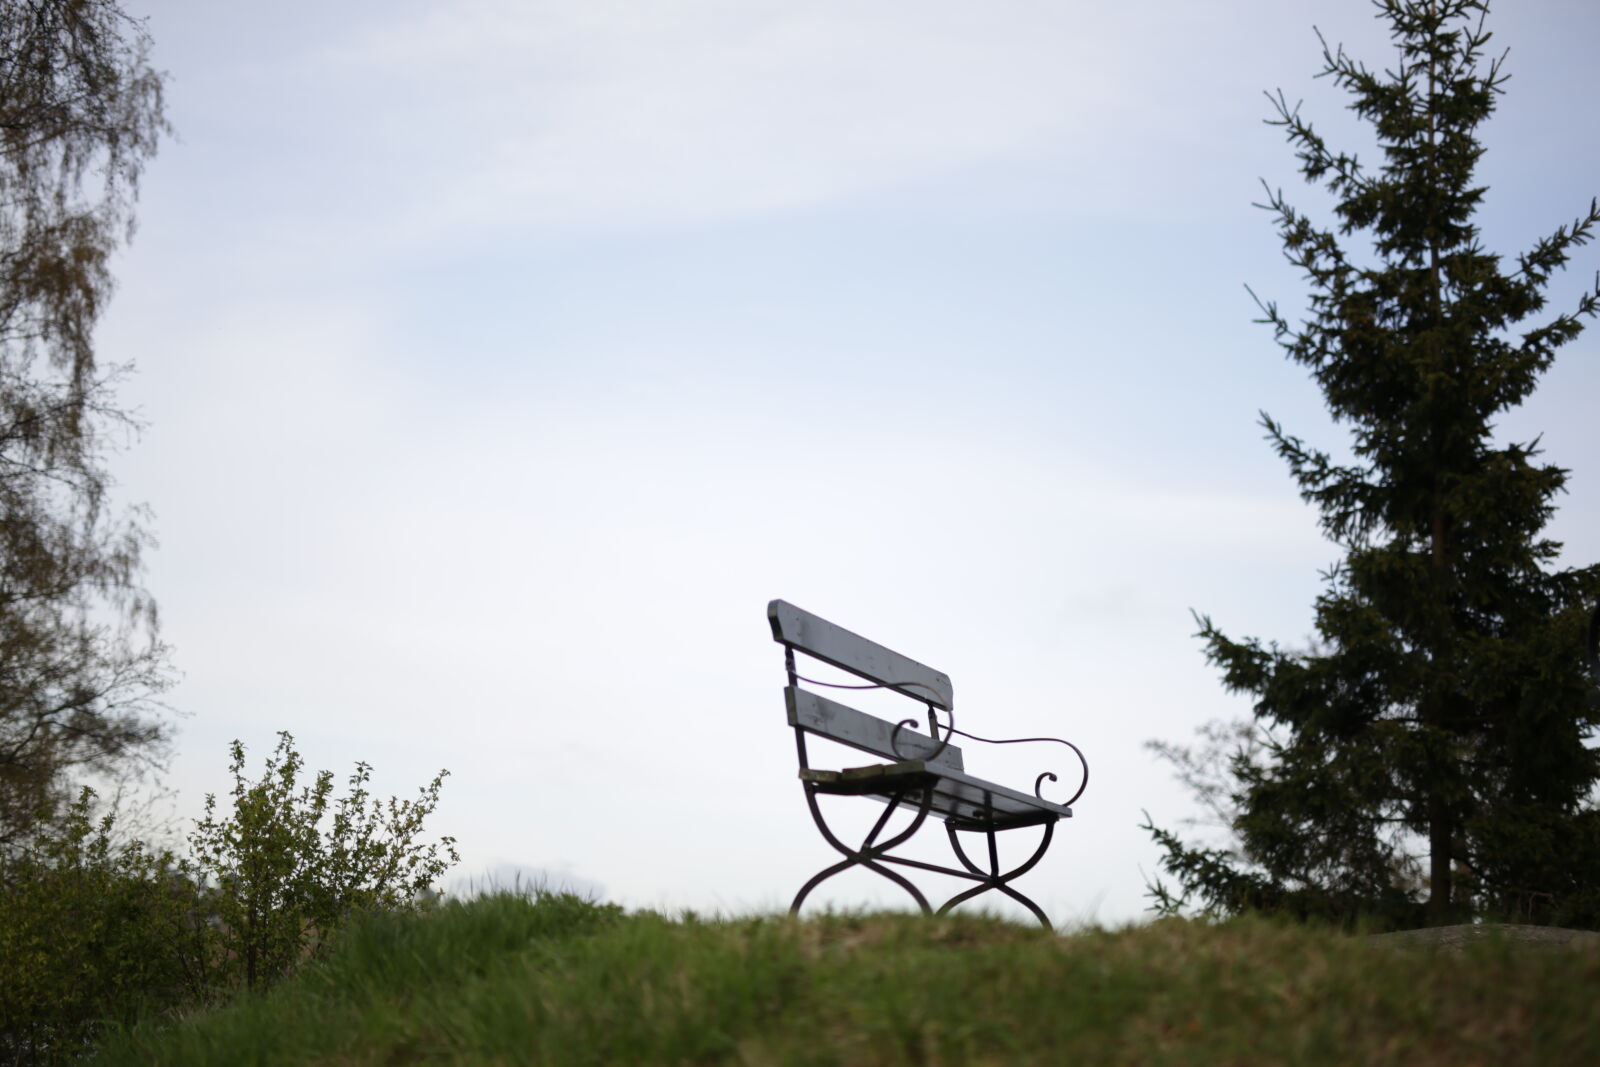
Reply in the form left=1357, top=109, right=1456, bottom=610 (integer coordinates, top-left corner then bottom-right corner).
left=952, top=727, right=1090, bottom=808
left=796, top=670, right=1090, bottom=808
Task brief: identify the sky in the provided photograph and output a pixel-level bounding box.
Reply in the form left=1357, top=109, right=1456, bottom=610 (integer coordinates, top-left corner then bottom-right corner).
left=96, top=0, right=1600, bottom=926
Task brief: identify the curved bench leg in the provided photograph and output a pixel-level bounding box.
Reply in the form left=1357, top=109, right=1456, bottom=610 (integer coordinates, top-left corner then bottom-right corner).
left=935, top=817, right=1056, bottom=929
left=791, top=783, right=935, bottom=916
left=791, top=854, right=932, bottom=917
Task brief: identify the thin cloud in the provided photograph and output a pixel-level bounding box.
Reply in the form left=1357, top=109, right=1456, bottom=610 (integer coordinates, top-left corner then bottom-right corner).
left=313, top=0, right=1158, bottom=234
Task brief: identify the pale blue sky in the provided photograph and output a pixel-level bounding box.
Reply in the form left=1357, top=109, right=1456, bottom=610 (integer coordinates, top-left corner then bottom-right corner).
left=100, top=0, right=1599, bottom=923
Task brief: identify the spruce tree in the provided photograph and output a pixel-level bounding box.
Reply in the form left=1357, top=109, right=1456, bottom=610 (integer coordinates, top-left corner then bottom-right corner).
left=1146, top=0, right=1600, bottom=929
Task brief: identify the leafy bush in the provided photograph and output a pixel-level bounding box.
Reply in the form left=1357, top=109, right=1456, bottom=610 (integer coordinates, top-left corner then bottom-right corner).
left=0, top=790, right=195, bottom=1065
left=0, top=734, right=458, bottom=1064
left=183, top=732, right=458, bottom=994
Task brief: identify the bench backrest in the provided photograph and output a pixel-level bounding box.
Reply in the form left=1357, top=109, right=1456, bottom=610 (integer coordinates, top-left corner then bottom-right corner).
left=769, top=600, right=964, bottom=774
left=768, top=600, right=952, bottom=709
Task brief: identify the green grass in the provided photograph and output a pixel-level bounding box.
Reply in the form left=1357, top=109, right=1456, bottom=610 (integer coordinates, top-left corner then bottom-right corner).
left=90, top=892, right=1600, bottom=1066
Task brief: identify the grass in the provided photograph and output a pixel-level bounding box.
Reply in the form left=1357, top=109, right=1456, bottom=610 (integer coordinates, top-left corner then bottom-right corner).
left=90, top=892, right=1600, bottom=1066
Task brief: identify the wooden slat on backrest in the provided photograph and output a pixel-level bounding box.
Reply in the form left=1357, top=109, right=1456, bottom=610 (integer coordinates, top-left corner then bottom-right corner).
left=768, top=600, right=953, bottom=710
left=785, top=687, right=965, bottom=773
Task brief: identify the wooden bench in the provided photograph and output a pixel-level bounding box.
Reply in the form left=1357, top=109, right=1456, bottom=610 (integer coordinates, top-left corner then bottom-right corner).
left=769, top=599, right=1088, bottom=928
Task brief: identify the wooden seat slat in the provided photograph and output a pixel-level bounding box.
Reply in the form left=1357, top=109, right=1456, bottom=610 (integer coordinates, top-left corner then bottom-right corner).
left=933, top=766, right=1073, bottom=820
left=822, top=764, right=1072, bottom=828
left=799, top=762, right=939, bottom=797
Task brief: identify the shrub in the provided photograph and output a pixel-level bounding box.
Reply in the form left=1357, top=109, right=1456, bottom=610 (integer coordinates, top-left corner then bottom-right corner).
left=0, top=790, right=195, bottom=1065
left=182, top=732, right=459, bottom=994
left=0, top=734, right=458, bottom=1064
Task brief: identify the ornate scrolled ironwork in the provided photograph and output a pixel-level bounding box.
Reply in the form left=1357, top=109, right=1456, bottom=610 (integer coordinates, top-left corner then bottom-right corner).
left=797, top=674, right=958, bottom=763
left=948, top=729, right=1089, bottom=807
left=791, top=778, right=937, bottom=917
left=790, top=689, right=1068, bottom=929
left=888, top=717, right=922, bottom=760
left=888, top=706, right=958, bottom=763
left=792, top=671, right=1089, bottom=803
left=939, top=815, right=1055, bottom=927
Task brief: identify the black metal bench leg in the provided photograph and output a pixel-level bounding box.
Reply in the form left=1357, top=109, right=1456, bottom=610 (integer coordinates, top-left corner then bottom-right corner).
left=790, top=783, right=936, bottom=917
left=791, top=855, right=933, bottom=917
left=935, top=817, right=1057, bottom=929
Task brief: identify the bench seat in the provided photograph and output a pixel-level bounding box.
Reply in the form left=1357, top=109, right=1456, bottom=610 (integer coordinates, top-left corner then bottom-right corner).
left=800, top=760, right=1070, bottom=830
left=770, top=598, right=1086, bottom=927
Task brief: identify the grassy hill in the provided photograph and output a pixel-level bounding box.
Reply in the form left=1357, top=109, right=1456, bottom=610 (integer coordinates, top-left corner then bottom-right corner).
left=91, top=892, right=1600, bottom=1065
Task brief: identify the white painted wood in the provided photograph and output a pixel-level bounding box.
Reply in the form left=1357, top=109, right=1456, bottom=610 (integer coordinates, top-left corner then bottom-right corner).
left=768, top=600, right=953, bottom=709
left=786, top=687, right=964, bottom=773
